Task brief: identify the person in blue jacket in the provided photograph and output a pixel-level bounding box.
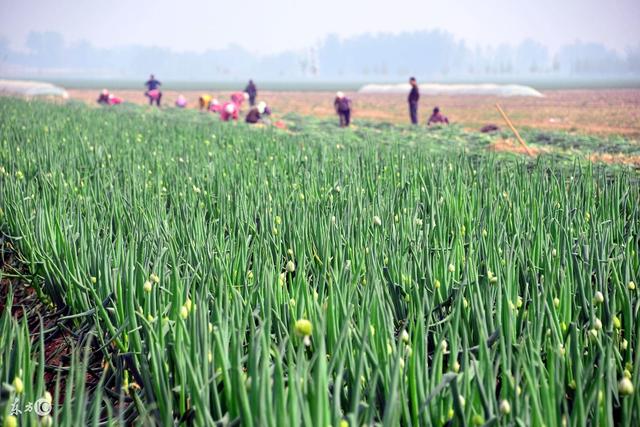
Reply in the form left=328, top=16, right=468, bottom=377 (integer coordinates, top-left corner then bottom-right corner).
left=144, top=74, right=162, bottom=106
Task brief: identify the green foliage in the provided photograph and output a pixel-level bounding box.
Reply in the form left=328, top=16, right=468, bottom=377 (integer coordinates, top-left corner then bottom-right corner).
left=0, top=98, right=639, bottom=426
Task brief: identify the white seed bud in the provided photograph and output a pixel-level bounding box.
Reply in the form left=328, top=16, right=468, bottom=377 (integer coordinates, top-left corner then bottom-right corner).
left=593, top=291, right=604, bottom=304
left=499, top=399, right=511, bottom=415
left=619, top=377, right=634, bottom=396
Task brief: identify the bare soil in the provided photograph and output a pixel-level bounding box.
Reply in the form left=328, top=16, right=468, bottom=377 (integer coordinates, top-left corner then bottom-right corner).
left=66, top=88, right=640, bottom=137
left=588, top=152, right=640, bottom=167
left=0, top=237, right=119, bottom=408
left=488, top=138, right=548, bottom=156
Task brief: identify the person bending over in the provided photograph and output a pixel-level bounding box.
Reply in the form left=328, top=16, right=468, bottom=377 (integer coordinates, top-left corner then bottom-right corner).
left=427, top=106, right=449, bottom=126
left=246, top=101, right=271, bottom=124
left=175, top=95, right=187, bottom=108
left=220, top=102, right=239, bottom=122
left=199, top=94, right=212, bottom=110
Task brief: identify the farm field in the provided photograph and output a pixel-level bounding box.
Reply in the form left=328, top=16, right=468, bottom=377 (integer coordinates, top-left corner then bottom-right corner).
left=66, top=88, right=640, bottom=138
left=1, top=98, right=639, bottom=426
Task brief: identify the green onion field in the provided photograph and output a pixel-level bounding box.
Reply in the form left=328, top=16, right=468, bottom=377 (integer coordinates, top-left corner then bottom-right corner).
left=0, top=98, right=638, bottom=426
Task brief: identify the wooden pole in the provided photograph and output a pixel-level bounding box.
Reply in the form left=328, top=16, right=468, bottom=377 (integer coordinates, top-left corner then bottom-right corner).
left=495, top=103, right=534, bottom=156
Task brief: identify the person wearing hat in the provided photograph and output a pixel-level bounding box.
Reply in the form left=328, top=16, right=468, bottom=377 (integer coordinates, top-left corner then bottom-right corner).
left=231, top=91, right=249, bottom=107
left=334, top=91, right=352, bottom=127
left=408, top=77, right=420, bottom=125
left=97, top=89, right=122, bottom=105
left=220, top=102, right=239, bottom=121
left=427, top=106, right=449, bottom=126
left=208, top=99, right=222, bottom=113
left=245, top=101, right=272, bottom=124
left=97, top=89, right=110, bottom=105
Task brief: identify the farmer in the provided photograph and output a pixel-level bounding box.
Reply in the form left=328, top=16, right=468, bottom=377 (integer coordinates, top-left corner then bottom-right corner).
left=408, top=77, right=420, bottom=125
left=480, top=124, right=500, bottom=133
left=245, top=80, right=257, bottom=106
left=245, top=101, right=272, bottom=124
left=231, top=91, right=249, bottom=108
left=209, top=98, right=223, bottom=113
left=427, top=107, right=449, bottom=126
left=199, top=94, right=212, bottom=110
left=144, top=74, right=162, bottom=107
left=144, top=74, right=162, bottom=106
left=175, top=95, right=187, bottom=108
left=97, top=89, right=122, bottom=105
left=97, top=89, right=110, bottom=105
left=220, top=102, right=239, bottom=122
left=334, top=91, right=352, bottom=127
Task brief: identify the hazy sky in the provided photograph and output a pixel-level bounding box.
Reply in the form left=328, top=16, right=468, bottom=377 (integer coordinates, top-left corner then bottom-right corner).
left=1, top=0, right=639, bottom=54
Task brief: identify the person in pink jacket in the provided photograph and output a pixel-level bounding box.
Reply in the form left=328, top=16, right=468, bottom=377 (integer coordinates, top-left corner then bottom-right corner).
left=108, top=95, right=123, bottom=105
left=175, top=95, right=187, bottom=108
left=231, top=92, right=249, bottom=107
left=208, top=99, right=222, bottom=113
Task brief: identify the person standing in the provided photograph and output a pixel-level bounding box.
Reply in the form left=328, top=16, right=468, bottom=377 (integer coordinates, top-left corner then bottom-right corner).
left=97, top=89, right=122, bottom=105
left=245, top=80, right=257, bottom=106
left=334, top=91, right=352, bottom=127
left=144, top=74, right=162, bottom=106
left=408, top=77, right=419, bottom=125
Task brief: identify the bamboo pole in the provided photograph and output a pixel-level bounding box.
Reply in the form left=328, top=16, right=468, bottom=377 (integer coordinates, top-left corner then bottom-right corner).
left=495, top=103, right=534, bottom=156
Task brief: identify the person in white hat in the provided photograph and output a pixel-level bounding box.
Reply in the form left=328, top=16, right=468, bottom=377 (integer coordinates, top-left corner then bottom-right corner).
left=97, top=89, right=110, bottom=105
left=208, top=98, right=222, bottom=113
left=97, top=89, right=122, bottom=105
left=245, top=101, right=272, bottom=124
left=334, top=91, right=352, bottom=127
left=220, top=101, right=239, bottom=121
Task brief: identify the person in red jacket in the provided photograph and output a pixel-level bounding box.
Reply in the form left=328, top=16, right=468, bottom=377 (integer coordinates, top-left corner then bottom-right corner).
left=427, top=106, right=449, bottom=126
left=220, top=102, right=239, bottom=121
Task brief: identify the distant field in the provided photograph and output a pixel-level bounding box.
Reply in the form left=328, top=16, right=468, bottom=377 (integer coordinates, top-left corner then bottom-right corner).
left=66, top=88, right=640, bottom=137
left=10, top=76, right=640, bottom=91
